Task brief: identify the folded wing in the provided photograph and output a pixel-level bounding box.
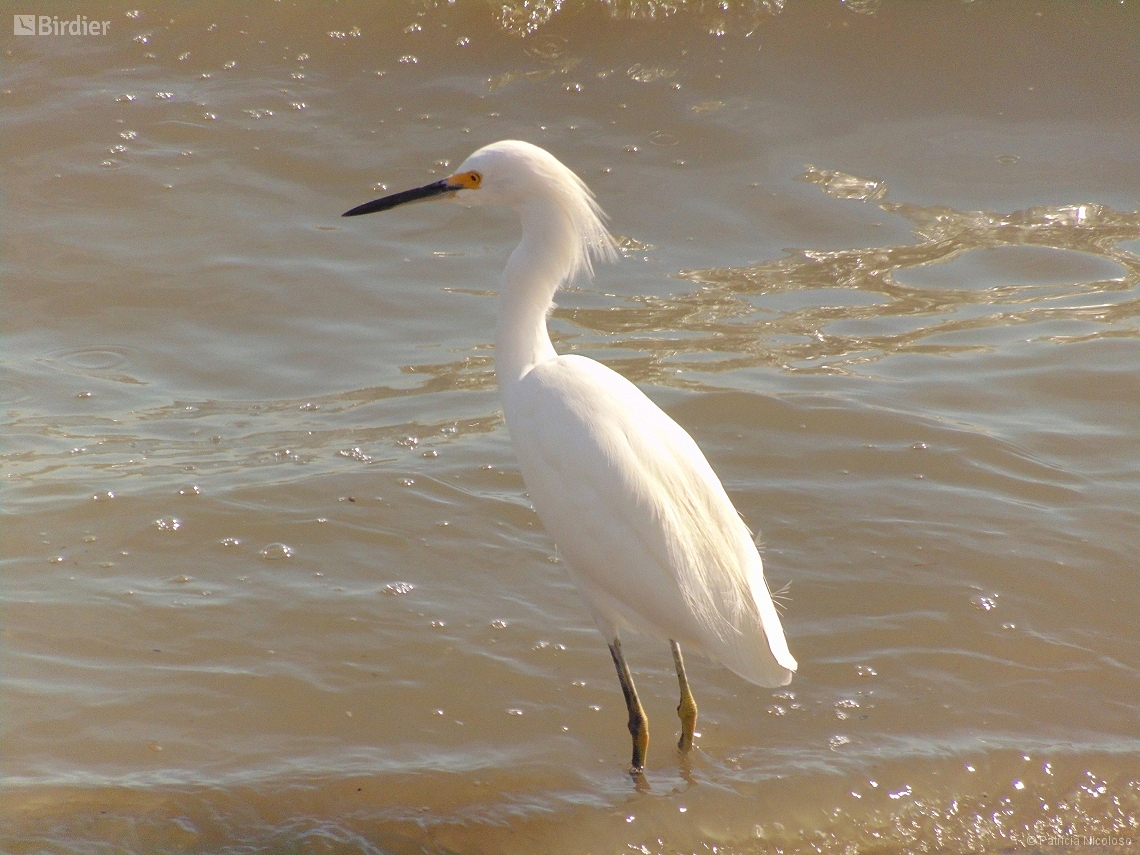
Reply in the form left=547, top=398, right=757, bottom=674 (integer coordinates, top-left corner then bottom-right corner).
left=503, top=354, right=796, bottom=688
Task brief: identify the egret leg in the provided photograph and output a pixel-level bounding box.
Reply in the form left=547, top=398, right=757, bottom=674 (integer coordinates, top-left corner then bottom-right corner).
left=670, top=640, right=698, bottom=752
left=608, top=638, right=649, bottom=772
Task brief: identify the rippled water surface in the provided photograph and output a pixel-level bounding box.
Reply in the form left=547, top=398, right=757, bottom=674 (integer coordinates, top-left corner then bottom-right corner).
left=4, top=2, right=1140, bottom=853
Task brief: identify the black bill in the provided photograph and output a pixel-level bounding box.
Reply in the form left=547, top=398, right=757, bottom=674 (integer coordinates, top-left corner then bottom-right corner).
left=342, top=178, right=458, bottom=217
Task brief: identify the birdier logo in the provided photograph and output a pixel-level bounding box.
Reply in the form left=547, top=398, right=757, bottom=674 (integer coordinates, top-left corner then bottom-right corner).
left=14, top=14, right=110, bottom=35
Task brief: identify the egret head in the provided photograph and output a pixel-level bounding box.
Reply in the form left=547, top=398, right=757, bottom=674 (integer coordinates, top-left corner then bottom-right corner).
left=343, top=140, right=617, bottom=280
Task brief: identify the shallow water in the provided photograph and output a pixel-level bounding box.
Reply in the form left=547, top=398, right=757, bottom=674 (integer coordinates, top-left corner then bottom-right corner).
left=3, top=2, right=1140, bottom=853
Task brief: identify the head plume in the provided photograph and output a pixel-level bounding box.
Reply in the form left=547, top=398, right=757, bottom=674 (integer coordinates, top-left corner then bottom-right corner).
left=456, top=140, right=619, bottom=285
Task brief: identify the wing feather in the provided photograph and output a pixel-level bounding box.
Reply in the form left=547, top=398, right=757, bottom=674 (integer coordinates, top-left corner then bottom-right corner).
left=503, top=354, right=796, bottom=687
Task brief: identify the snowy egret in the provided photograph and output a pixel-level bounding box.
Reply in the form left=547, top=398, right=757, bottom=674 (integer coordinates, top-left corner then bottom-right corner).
left=344, top=140, right=796, bottom=773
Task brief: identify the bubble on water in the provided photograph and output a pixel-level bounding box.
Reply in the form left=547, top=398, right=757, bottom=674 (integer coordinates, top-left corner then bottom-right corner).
left=829, top=734, right=852, bottom=750
left=381, top=581, right=414, bottom=596
left=169, top=575, right=193, bottom=583
left=337, top=447, right=372, bottom=463
left=627, top=64, right=677, bottom=83
left=835, top=699, right=859, bottom=719
left=490, top=619, right=507, bottom=629
left=507, top=708, right=523, bottom=716
left=258, top=543, right=294, bottom=560
left=153, top=517, right=182, bottom=532
left=220, top=537, right=240, bottom=547
left=178, top=485, right=201, bottom=496
left=972, top=594, right=998, bottom=611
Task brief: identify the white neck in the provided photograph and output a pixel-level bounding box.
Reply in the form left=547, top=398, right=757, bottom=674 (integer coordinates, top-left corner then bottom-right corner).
left=494, top=201, right=579, bottom=388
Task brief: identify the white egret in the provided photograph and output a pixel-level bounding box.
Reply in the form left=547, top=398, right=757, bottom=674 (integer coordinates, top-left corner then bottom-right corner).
left=343, top=140, right=796, bottom=773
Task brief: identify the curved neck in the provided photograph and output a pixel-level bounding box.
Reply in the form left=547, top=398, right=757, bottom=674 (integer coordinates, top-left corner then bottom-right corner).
left=494, top=201, right=578, bottom=387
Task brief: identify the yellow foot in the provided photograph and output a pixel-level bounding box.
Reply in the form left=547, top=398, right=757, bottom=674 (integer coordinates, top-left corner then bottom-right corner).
left=630, top=716, right=649, bottom=771
left=676, top=697, right=697, bottom=752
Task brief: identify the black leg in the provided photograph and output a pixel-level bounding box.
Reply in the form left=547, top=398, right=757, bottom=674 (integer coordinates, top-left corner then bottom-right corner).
left=608, top=637, right=649, bottom=772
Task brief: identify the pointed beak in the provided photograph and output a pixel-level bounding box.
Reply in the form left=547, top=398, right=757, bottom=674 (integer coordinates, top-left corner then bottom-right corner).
left=341, top=176, right=463, bottom=217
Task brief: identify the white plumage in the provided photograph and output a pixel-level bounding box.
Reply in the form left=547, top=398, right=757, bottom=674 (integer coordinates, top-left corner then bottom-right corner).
left=344, top=140, right=796, bottom=774
left=506, top=354, right=796, bottom=688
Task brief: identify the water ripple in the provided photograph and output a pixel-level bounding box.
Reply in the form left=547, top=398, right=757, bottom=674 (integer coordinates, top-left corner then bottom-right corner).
left=555, top=198, right=1140, bottom=382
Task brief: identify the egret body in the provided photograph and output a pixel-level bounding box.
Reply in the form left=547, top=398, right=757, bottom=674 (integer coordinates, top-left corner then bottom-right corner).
left=344, top=140, right=796, bottom=772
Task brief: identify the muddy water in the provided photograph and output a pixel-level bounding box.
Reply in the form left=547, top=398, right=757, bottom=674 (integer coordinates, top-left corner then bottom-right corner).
left=4, top=2, right=1140, bottom=853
